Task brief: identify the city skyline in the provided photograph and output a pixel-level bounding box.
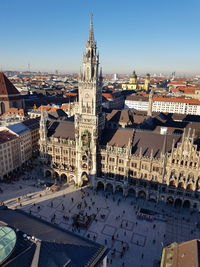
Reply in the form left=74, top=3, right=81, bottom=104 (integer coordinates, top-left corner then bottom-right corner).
left=0, top=0, right=200, bottom=75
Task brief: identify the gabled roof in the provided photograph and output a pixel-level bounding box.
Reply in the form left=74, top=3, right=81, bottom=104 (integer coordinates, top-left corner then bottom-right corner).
left=106, top=110, right=133, bottom=124
left=0, top=73, right=20, bottom=96
left=131, top=131, right=181, bottom=158
left=101, top=128, right=182, bottom=158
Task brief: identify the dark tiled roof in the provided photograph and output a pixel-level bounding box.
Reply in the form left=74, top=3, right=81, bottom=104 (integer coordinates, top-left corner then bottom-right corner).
left=106, top=109, right=133, bottom=124
left=38, top=241, right=102, bottom=267
left=131, top=131, right=181, bottom=158
left=48, top=109, right=68, bottom=120
left=0, top=130, right=18, bottom=144
left=48, top=120, right=75, bottom=140
left=0, top=208, right=108, bottom=267
left=101, top=128, right=182, bottom=158
left=0, top=72, right=20, bottom=96
left=101, top=128, right=134, bottom=147
left=22, top=117, right=40, bottom=130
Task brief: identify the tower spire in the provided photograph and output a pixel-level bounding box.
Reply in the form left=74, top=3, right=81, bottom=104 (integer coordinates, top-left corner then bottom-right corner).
left=88, top=13, right=94, bottom=44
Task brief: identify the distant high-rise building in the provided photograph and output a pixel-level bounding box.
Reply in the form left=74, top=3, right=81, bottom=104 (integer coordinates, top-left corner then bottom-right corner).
left=113, top=73, right=118, bottom=81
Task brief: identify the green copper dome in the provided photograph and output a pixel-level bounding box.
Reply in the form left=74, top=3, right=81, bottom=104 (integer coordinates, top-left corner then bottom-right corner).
left=0, top=226, right=17, bottom=264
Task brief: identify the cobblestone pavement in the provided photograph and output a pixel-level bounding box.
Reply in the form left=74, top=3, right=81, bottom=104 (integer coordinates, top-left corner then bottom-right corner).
left=1, top=176, right=200, bottom=267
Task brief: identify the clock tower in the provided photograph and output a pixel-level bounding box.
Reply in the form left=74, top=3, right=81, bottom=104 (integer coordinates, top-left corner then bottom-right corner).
left=75, top=14, right=104, bottom=186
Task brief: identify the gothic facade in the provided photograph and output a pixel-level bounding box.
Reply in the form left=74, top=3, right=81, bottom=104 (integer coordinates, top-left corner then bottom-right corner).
left=39, top=16, right=200, bottom=210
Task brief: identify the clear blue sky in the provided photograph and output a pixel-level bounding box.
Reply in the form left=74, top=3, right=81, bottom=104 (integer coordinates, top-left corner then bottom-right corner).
left=0, top=0, right=200, bottom=75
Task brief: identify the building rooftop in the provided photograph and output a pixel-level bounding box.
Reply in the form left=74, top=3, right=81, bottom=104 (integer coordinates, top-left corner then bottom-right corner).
left=0, top=130, right=18, bottom=144
left=7, top=123, right=29, bottom=135
left=126, top=94, right=200, bottom=105
left=161, top=239, right=200, bottom=267
left=0, top=72, right=20, bottom=96
left=22, top=117, right=40, bottom=130
left=0, top=207, right=108, bottom=267
left=48, top=120, right=75, bottom=140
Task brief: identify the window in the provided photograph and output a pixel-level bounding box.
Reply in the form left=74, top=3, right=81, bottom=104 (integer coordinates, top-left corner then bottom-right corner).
left=131, top=162, right=137, bottom=168
left=119, top=159, right=124, bottom=164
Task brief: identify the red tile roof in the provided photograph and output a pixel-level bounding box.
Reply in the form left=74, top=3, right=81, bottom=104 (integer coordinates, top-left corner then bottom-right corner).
left=0, top=72, right=20, bottom=96
left=177, top=86, right=196, bottom=94
left=153, top=96, right=200, bottom=105
left=102, top=93, right=113, bottom=100
left=61, top=104, right=69, bottom=109
left=37, top=106, right=51, bottom=111
left=65, top=92, right=78, bottom=96
left=6, top=108, right=25, bottom=116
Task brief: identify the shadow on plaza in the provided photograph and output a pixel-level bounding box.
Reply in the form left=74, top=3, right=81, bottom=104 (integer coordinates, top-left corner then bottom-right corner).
left=13, top=182, right=200, bottom=243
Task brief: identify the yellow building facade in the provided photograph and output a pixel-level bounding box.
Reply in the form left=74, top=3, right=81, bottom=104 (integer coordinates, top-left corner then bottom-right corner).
left=122, top=71, right=150, bottom=91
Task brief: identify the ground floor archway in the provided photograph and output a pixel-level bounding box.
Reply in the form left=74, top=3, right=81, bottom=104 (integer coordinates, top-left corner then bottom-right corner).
left=193, top=203, right=198, bottom=209
left=138, top=190, right=146, bottom=199
left=115, top=185, right=123, bottom=195
left=149, top=193, right=157, bottom=202
left=45, top=170, right=52, bottom=178
left=128, top=188, right=136, bottom=197
left=166, top=196, right=174, bottom=205
left=183, top=200, right=190, bottom=209
left=97, top=181, right=105, bottom=191
left=54, top=172, right=59, bottom=179
left=174, top=198, right=182, bottom=208
left=105, top=183, right=113, bottom=193
left=60, top=173, right=67, bottom=183
left=81, top=172, right=89, bottom=186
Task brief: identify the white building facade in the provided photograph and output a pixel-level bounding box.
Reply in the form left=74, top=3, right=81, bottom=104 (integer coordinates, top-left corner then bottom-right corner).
left=124, top=95, right=200, bottom=115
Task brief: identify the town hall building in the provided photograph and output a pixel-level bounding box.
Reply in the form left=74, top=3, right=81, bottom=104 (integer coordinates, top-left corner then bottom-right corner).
left=39, top=15, right=200, bottom=210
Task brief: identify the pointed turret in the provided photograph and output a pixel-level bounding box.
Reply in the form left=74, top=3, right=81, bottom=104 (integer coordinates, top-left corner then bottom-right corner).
left=88, top=13, right=95, bottom=45
left=40, top=108, right=47, bottom=142
left=78, top=14, right=101, bottom=115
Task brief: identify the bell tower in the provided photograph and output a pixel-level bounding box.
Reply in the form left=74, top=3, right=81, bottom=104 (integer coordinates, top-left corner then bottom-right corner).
left=75, top=14, right=104, bottom=186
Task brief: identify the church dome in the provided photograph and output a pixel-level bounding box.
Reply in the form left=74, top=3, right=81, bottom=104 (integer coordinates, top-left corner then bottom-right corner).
left=131, top=70, right=137, bottom=78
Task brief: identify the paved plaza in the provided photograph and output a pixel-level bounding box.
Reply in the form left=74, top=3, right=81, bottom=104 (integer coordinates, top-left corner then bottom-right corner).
left=1, top=172, right=200, bottom=267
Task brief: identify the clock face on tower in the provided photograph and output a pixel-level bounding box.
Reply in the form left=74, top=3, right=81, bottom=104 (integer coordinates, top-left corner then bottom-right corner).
left=84, top=93, right=90, bottom=98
